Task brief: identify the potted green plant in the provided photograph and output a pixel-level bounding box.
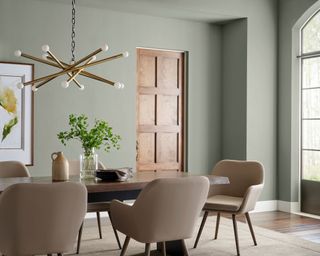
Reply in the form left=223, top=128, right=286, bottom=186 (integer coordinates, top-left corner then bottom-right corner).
left=57, top=114, right=121, bottom=179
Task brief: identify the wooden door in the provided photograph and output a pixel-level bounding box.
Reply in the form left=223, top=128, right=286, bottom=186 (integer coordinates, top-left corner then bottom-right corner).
left=136, top=48, right=185, bottom=172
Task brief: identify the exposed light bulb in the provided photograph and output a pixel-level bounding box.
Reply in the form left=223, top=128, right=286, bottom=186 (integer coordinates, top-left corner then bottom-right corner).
left=91, top=55, right=97, bottom=62
left=41, top=44, right=50, bottom=52
left=79, top=84, right=85, bottom=90
left=115, top=82, right=125, bottom=89
left=114, top=82, right=122, bottom=89
left=101, top=44, right=109, bottom=52
left=16, top=82, right=24, bottom=89
left=61, top=81, right=69, bottom=88
left=14, top=50, right=22, bottom=57
left=32, top=86, right=38, bottom=92
left=123, top=51, right=129, bottom=58
left=42, top=53, right=48, bottom=60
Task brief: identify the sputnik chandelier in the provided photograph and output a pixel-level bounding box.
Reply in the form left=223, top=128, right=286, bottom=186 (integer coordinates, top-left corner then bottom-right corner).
left=14, top=0, right=128, bottom=92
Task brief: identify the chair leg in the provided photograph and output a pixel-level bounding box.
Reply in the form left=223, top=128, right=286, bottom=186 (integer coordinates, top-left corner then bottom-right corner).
left=108, top=211, right=122, bottom=249
left=161, top=241, right=166, bottom=256
left=145, top=243, right=151, bottom=256
left=120, top=236, right=130, bottom=256
left=96, top=211, right=103, bottom=239
left=232, top=214, right=240, bottom=256
left=193, top=211, right=209, bottom=248
left=245, top=212, right=257, bottom=246
left=76, top=222, right=84, bottom=254
left=181, top=240, right=190, bottom=256
left=214, top=212, right=221, bottom=239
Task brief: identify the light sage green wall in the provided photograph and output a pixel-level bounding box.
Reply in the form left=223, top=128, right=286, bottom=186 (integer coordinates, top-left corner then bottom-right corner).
left=221, top=19, right=247, bottom=161
left=0, top=0, right=279, bottom=201
left=278, top=0, right=317, bottom=202
left=0, top=0, right=222, bottom=176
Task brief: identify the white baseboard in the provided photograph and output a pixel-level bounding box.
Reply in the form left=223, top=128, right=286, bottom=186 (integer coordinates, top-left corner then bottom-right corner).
left=252, top=200, right=278, bottom=212
left=252, top=200, right=300, bottom=213
left=278, top=200, right=300, bottom=213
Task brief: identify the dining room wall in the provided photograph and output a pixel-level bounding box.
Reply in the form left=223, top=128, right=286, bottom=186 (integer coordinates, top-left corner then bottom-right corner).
left=0, top=0, right=283, bottom=202
left=221, top=19, right=247, bottom=161
left=0, top=0, right=223, bottom=176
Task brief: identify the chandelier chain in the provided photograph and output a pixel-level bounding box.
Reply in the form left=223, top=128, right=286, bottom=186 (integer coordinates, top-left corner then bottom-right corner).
left=71, top=0, right=76, bottom=62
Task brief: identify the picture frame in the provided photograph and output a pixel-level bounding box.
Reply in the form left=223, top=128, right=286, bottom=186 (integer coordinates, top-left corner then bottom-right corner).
left=0, top=62, right=34, bottom=166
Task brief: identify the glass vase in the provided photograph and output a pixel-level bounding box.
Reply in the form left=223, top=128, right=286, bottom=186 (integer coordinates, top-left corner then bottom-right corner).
left=80, top=148, right=98, bottom=179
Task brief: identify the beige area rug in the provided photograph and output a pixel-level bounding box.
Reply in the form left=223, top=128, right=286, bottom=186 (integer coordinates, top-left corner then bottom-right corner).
left=67, top=216, right=320, bottom=256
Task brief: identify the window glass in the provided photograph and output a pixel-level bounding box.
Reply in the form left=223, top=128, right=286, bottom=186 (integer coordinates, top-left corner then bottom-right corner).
left=302, top=57, right=320, bottom=88
left=302, top=89, right=320, bottom=118
left=301, top=11, right=320, bottom=181
left=302, top=12, right=320, bottom=53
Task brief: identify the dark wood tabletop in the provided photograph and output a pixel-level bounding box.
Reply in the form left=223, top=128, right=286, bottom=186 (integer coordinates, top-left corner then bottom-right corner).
left=0, top=171, right=229, bottom=194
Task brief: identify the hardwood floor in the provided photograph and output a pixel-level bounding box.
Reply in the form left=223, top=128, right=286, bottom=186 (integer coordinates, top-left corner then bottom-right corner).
left=224, top=211, right=320, bottom=244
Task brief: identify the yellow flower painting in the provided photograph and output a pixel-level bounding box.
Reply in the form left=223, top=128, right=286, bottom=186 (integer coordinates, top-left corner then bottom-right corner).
left=0, top=87, right=17, bottom=114
left=0, top=62, right=33, bottom=165
left=0, top=87, right=18, bottom=142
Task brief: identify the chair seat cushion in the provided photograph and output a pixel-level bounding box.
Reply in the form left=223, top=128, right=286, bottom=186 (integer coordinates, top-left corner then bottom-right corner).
left=87, top=202, right=111, bottom=212
left=204, top=195, right=243, bottom=212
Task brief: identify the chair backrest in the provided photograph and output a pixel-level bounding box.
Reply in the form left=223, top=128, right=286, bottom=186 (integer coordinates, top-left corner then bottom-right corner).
left=0, top=161, right=30, bottom=178
left=133, top=176, right=209, bottom=243
left=0, top=182, right=87, bottom=255
left=211, top=159, right=264, bottom=197
left=68, top=159, right=105, bottom=176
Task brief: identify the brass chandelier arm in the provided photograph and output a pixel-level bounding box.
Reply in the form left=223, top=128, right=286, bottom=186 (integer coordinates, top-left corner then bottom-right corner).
left=35, top=77, right=56, bottom=90
left=21, top=52, right=60, bottom=68
left=46, top=56, right=115, bottom=86
left=67, top=56, right=96, bottom=83
left=77, top=53, right=124, bottom=70
left=46, top=50, right=82, bottom=88
left=23, top=53, right=126, bottom=86
left=73, top=48, right=102, bottom=67
left=80, top=71, right=115, bottom=86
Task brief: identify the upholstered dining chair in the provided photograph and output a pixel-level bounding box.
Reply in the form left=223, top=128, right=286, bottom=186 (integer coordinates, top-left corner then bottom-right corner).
left=193, top=159, right=264, bottom=256
left=0, top=161, right=30, bottom=178
left=68, top=160, right=121, bottom=253
left=0, top=182, right=87, bottom=256
left=110, top=176, right=210, bottom=256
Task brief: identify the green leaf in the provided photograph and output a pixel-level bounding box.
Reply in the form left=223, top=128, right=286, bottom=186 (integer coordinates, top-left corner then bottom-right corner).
left=2, top=116, right=18, bottom=142
left=57, top=114, right=121, bottom=152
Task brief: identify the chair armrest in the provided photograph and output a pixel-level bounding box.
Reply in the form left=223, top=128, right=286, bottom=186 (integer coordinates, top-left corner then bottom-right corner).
left=238, top=184, right=264, bottom=214
left=110, top=200, right=134, bottom=233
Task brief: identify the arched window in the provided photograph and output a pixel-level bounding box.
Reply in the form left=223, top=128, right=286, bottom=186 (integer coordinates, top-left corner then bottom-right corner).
left=300, top=11, right=320, bottom=182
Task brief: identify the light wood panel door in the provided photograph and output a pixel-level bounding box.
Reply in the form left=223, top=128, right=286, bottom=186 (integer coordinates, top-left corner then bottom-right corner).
left=136, top=48, right=185, bottom=172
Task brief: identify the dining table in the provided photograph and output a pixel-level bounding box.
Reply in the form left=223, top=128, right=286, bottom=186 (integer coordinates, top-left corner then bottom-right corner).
left=0, top=170, right=229, bottom=255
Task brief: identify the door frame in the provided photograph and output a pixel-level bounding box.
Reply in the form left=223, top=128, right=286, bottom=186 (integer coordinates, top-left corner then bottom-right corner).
left=135, top=47, right=188, bottom=172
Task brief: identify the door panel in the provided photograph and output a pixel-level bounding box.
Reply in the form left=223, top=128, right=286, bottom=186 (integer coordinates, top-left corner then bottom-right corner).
left=138, top=56, right=156, bottom=87
left=138, top=133, right=155, bottom=164
left=138, top=95, right=155, bottom=125
left=136, top=48, right=184, bottom=172
left=158, top=57, right=179, bottom=88
left=157, top=95, right=178, bottom=125
left=157, top=133, right=178, bottom=163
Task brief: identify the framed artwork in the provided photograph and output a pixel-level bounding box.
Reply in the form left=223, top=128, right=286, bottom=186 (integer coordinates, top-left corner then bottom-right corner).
left=0, top=62, right=34, bottom=165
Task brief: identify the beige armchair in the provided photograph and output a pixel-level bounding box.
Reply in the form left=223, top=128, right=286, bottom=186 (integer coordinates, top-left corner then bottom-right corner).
left=68, top=160, right=121, bottom=253
left=0, top=161, right=30, bottom=177
left=110, top=176, right=210, bottom=256
left=0, top=182, right=87, bottom=256
left=193, top=159, right=264, bottom=256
